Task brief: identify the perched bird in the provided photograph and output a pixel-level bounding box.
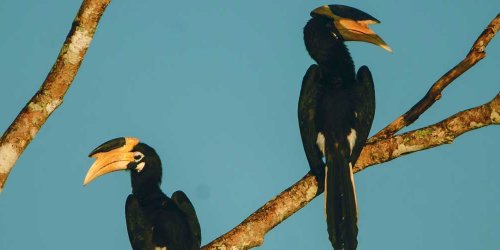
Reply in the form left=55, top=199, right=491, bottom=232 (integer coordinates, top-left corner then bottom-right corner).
left=84, top=137, right=201, bottom=250
left=298, top=5, right=391, bottom=250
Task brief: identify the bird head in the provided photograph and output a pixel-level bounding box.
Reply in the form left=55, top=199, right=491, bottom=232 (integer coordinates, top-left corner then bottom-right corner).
left=309, top=4, right=392, bottom=52
left=83, top=137, right=162, bottom=187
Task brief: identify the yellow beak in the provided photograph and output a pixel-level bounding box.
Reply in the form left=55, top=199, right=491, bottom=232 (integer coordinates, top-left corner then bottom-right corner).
left=336, top=19, right=392, bottom=52
left=83, top=151, right=135, bottom=185
left=83, top=137, right=140, bottom=185
left=312, top=5, right=392, bottom=52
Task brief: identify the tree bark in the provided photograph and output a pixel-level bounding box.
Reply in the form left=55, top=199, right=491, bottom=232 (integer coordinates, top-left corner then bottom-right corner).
left=369, top=13, right=500, bottom=143
left=0, top=3, right=498, bottom=250
left=0, top=0, right=111, bottom=192
left=201, top=12, right=500, bottom=250
left=202, top=92, right=500, bottom=250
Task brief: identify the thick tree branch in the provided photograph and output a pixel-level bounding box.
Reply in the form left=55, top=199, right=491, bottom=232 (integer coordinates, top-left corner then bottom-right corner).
left=369, top=13, right=500, bottom=143
left=202, top=92, right=499, bottom=250
left=0, top=0, right=111, bottom=193
left=202, top=14, right=500, bottom=250
left=354, top=92, right=499, bottom=172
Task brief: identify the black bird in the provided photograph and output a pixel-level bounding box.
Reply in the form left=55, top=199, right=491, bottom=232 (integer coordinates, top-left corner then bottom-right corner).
left=299, top=5, right=391, bottom=250
left=84, top=137, right=201, bottom=250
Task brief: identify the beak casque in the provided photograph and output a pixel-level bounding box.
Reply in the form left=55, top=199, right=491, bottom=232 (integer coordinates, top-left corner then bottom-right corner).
left=311, top=5, right=392, bottom=52
left=83, top=137, right=140, bottom=185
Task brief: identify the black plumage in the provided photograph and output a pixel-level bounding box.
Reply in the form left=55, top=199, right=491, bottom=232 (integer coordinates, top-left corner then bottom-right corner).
left=85, top=138, right=201, bottom=250
left=299, top=5, right=390, bottom=250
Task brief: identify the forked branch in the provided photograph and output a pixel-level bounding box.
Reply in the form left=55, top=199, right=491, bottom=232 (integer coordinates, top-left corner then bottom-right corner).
left=202, top=13, right=500, bottom=250
left=202, top=92, right=499, bottom=250
left=369, top=13, right=500, bottom=143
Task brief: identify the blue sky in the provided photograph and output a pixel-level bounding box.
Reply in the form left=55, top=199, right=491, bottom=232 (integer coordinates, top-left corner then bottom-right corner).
left=0, top=1, right=499, bottom=249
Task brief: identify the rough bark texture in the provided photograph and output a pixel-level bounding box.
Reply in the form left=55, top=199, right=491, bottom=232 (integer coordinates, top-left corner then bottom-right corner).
left=203, top=174, right=319, bottom=250
left=355, top=93, right=500, bottom=172
left=0, top=0, right=111, bottom=192
left=201, top=13, right=500, bottom=250
left=369, top=13, right=500, bottom=143
left=202, top=93, right=499, bottom=250
left=0, top=3, right=498, bottom=250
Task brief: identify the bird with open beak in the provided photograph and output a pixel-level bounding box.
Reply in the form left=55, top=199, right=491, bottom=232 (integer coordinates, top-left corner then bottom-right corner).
left=299, top=4, right=391, bottom=250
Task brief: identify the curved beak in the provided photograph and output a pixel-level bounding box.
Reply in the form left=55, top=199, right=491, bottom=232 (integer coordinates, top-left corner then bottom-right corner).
left=336, top=19, right=392, bottom=52
left=83, top=151, right=134, bottom=185
left=83, top=137, right=140, bottom=186
left=312, top=5, right=392, bottom=52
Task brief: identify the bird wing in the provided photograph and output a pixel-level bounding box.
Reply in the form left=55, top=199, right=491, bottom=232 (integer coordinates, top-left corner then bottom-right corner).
left=125, top=194, right=154, bottom=250
left=172, top=190, right=202, bottom=249
left=298, top=64, right=326, bottom=179
left=351, top=65, right=376, bottom=163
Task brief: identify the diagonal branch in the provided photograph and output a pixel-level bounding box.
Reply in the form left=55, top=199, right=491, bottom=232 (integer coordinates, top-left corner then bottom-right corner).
left=202, top=92, right=499, bottom=250
left=354, top=92, right=499, bottom=172
left=369, top=13, right=500, bottom=143
left=202, top=13, right=500, bottom=249
left=0, top=0, right=111, bottom=193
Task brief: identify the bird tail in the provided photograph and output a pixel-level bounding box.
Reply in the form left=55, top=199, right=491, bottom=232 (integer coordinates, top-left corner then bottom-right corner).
left=325, top=141, right=358, bottom=250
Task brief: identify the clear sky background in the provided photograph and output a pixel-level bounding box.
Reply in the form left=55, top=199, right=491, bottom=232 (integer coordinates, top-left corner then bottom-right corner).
left=1, top=1, right=499, bottom=249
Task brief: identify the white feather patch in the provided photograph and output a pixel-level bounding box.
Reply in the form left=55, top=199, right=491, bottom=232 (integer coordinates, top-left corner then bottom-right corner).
left=324, top=165, right=328, bottom=219
left=347, top=128, right=357, bottom=155
left=349, top=162, right=358, bottom=218
left=136, top=162, right=146, bottom=172
left=316, top=132, right=326, bottom=156
left=155, top=247, right=167, bottom=250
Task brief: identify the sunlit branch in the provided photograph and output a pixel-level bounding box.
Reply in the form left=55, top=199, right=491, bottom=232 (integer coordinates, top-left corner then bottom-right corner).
left=369, top=13, right=500, bottom=143
left=202, top=92, right=499, bottom=250
left=0, top=0, right=111, bottom=192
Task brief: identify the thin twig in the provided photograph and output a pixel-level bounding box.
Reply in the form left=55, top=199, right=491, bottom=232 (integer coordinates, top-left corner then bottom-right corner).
left=202, top=92, right=500, bottom=250
left=0, top=0, right=111, bottom=192
left=369, top=13, right=500, bottom=143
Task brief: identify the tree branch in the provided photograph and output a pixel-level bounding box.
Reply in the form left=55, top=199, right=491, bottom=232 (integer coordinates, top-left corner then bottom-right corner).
left=202, top=92, right=499, bottom=250
left=354, top=92, right=499, bottom=172
left=201, top=14, right=500, bottom=250
left=369, top=13, right=500, bottom=143
left=0, top=0, right=111, bottom=193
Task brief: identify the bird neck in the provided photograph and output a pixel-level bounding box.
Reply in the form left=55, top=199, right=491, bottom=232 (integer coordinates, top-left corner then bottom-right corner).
left=132, top=180, right=163, bottom=202
left=304, top=18, right=356, bottom=83
left=130, top=169, right=164, bottom=201
left=319, top=44, right=355, bottom=84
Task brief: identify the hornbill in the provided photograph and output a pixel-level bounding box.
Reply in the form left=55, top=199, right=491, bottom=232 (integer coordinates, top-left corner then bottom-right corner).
left=84, top=137, right=201, bottom=250
left=298, top=5, right=391, bottom=250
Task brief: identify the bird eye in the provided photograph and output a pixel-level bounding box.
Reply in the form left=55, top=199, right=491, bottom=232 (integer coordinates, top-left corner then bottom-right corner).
left=133, top=152, right=144, bottom=162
